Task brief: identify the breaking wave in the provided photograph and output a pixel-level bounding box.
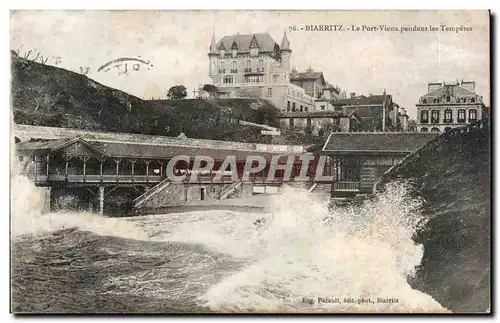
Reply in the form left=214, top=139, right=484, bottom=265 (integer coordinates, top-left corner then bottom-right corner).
left=10, top=161, right=447, bottom=313
left=128, top=184, right=448, bottom=313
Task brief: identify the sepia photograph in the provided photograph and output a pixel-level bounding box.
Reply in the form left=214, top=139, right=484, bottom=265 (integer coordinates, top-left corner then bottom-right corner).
left=9, top=9, right=491, bottom=314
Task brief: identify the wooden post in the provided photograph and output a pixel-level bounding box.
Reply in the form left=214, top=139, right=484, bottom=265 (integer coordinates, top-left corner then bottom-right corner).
left=114, top=158, right=121, bottom=183
left=81, top=157, right=89, bottom=183
left=130, top=159, right=137, bottom=183
left=34, top=155, right=37, bottom=182
left=64, top=156, right=70, bottom=181
left=99, top=186, right=105, bottom=215
left=46, top=155, right=50, bottom=179
left=99, top=156, right=106, bottom=183
left=158, top=160, right=164, bottom=178
left=144, top=160, right=150, bottom=183
left=41, top=187, right=51, bottom=214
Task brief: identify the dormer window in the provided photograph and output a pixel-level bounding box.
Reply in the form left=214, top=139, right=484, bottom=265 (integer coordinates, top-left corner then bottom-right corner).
left=249, top=35, right=259, bottom=57
left=231, top=41, right=238, bottom=58
left=218, top=42, right=226, bottom=58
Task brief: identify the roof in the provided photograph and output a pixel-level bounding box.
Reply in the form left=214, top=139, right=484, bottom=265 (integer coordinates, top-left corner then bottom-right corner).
left=277, top=111, right=343, bottom=118
left=15, top=137, right=293, bottom=162
left=422, top=84, right=478, bottom=98
left=16, top=137, right=110, bottom=157
left=334, top=94, right=392, bottom=107
left=217, top=33, right=278, bottom=54
left=290, top=70, right=326, bottom=85
left=321, top=133, right=439, bottom=154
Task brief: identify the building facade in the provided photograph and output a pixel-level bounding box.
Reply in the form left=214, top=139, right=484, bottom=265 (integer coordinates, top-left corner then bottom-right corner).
left=278, top=92, right=410, bottom=136
left=416, top=80, right=485, bottom=132
left=206, top=30, right=319, bottom=111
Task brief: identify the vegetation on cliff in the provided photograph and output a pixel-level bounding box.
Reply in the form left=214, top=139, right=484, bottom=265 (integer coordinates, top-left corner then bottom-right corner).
left=11, top=52, right=315, bottom=145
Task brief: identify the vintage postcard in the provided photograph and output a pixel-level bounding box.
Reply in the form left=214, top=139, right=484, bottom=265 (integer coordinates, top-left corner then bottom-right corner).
left=10, top=10, right=490, bottom=314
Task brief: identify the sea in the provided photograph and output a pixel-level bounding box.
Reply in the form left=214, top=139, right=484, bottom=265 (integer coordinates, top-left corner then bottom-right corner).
left=10, top=175, right=448, bottom=313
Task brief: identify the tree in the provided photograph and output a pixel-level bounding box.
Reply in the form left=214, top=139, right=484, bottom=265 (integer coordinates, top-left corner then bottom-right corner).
left=202, top=84, right=219, bottom=98
left=167, top=85, right=187, bottom=100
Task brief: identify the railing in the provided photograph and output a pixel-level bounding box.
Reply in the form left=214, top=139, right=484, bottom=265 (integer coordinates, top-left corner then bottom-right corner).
left=36, top=174, right=163, bottom=184
left=333, top=181, right=360, bottom=191
left=219, top=181, right=243, bottom=200
left=244, top=68, right=252, bottom=73
left=134, top=177, right=172, bottom=208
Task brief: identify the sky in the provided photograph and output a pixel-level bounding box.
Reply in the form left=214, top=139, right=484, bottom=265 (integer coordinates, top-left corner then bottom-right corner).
left=10, top=10, right=490, bottom=119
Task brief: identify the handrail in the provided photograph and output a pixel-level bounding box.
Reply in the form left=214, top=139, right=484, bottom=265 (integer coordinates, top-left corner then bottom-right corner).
left=219, top=181, right=243, bottom=200
left=133, top=176, right=171, bottom=203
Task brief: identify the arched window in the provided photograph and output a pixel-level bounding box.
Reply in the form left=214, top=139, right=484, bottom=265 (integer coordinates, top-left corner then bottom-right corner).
left=469, top=109, right=477, bottom=121
left=471, top=97, right=476, bottom=103
left=458, top=109, right=466, bottom=123
left=292, top=102, right=296, bottom=112
left=421, top=127, right=428, bottom=132
left=420, top=110, right=429, bottom=123
left=431, top=127, right=440, bottom=132
left=431, top=110, right=440, bottom=123
left=300, top=105, right=303, bottom=112
left=304, top=107, right=308, bottom=112
left=444, top=109, right=453, bottom=123
left=422, top=98, right=427, bottom=104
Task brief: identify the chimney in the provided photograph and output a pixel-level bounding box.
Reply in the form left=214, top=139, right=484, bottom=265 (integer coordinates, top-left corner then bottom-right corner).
left=461, top=81, right=476, bottom=92
left=350, top=92, right=356, bottom=98
left=428, top=82, right=442, bottom=93
left=291, top=67, right=297, bottom=74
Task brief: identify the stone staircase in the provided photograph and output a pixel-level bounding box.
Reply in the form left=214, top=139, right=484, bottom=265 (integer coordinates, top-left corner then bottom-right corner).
left=219, top=181, right=243, bottom=200
left=308, top=183, right=331, bottom=194
left=133, top=178, right=171, bottom=208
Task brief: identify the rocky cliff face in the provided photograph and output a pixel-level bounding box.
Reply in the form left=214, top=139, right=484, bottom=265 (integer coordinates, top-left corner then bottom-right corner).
left=378, top=121, right=491, bottom=313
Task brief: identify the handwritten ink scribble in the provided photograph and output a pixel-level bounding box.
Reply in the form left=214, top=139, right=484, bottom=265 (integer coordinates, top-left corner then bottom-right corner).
left=97, top=57, right=152, bottom=72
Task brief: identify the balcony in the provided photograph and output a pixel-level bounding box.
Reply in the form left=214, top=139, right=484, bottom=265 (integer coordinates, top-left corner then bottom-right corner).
left=431, top=118, right=440, bottom=124
left=457, top=119, right=466, bottom=123
left=468, top=118, right=477, bottom=123
left=443, top=119, right=454, bottom=124
left=230, top=69, right=238, bottom=73
left=218, top=69, right=226, bottom=74
left=333, top=181, right=360, bottom=192
left=257, top=67, right=265, bottom=72
left=244, top=68, right=252, bottom=73
left=420, top=119, right=429, bottom=124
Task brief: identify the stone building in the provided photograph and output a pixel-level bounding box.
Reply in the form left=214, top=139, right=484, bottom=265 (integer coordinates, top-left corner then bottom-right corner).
left=207, top=30, right=316, bottom=111
left=416, top=80, right=486, bottom=132
left=278, top=92, right=409, bottom=136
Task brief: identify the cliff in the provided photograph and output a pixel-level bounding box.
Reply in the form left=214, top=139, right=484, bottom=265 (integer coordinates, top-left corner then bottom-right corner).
left=378, top=121, right=491, bottom=313
left=11, top=52, right=316, bottom=145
